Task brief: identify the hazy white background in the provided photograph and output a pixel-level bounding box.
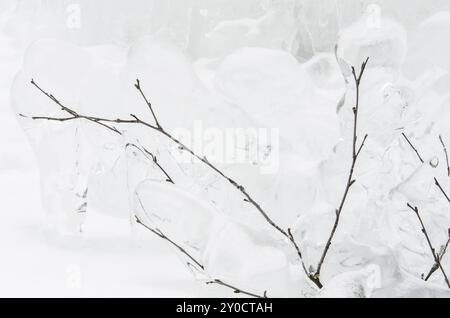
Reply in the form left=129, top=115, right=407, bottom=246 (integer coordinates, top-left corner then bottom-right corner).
left=1, top=0, right=450, bottom=297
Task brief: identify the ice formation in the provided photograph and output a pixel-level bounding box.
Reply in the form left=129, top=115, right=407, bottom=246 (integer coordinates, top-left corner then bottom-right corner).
left=6, top=0, right=450, bottom=297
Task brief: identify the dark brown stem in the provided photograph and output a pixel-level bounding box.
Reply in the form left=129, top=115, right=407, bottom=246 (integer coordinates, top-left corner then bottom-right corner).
left=134, top=194, right=267, bottom=297
left=434, top=178, right=450, bottom=205
left=125, top=143, right=174, bottom=184
left=134, top=79, right=161, bottom=129
left=313, top=58, right=369, bottom=284
left=439, top=135, right=450, bottom=177
left=206, top=280, right=267, bottom=298
left=24, top=81, right=176, bottom=183
left=424, top=237, right=450, bottom=281
left=402, top=133, right=424, bottom=164
left=135, top=215, right=204, bottom=270
left=407, top=203, right=450, bottom=289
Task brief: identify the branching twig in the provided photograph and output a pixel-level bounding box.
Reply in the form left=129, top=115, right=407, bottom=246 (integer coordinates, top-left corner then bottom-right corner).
left=134, top=79, right=161, bottom=129
left=25, top=78, right=312, bottom=286
left=26, top=59, right=370, bottom=290
left=26, top=79, right=269, bottom=297
left=135, top=214, right=204, bottom=270
left=312, top=58, right=369, bottom=285
left=402, top=133, right=424, bottom=164
left=23, top=81, right=174, bottom=184
left=439, top=135, right=450, bottom=177
left=135, top=194, right=267, bottom=298
left=402, top=135, right=450, bottom=283
left=406, top=203, right=450, bottom=289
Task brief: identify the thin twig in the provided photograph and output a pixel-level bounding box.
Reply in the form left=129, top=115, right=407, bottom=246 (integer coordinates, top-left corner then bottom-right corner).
left=401, top=132, right=449, bottom=203
left=135, top=215, right=204, bottom=270
left=135, top=194, right=267, bottom=298
left=424, top=236, right=450, bottom=281
left=406, top=203, right=450, bottom=289
left=439, top=135, right=450, bottom=177
left=24, top=81, right=175, bottom=183
left=134, top=79, right=161, bottom=129
left=434, top=177, right=450, bottom=205
left=313, top=57, right=370, bottom=285
left=206, top=280, right=267, bottom=298
left=125, top=143, right=174, bottom=184
left=402, top=133, right=424, bottom=164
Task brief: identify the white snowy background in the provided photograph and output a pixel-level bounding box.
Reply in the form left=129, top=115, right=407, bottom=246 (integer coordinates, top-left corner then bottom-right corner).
left=1, top=0, right=450, bottom=297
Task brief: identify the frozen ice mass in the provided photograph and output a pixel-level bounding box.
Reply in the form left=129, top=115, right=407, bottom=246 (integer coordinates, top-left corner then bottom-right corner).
left=1, top=0, right=450, bottom=298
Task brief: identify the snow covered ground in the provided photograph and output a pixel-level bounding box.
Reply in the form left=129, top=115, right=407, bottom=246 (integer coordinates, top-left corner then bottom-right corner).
left=2, top=0, right=450, bottom=298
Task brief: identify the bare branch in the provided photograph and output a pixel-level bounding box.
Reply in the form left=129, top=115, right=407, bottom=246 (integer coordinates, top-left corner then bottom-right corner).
left=125, top=143, right=174, bottom=184
left=439, top=135, right=450, bottom=177
left=406, top=203, right=450, bottom=289
left=402, top=133, right=424, bottom=164
left=434, top=178, right=450, bottom=205
left=23, top=83, right=177, bottom=189
left=134, top=194, right=267, bottom=297
left=313, top=58, right=370, bottom=284
left=356, top=134, right=369, bottom=158
left=424, top=236, right=450, bottom=281
left=135, top=214, right=204, bottom=270
left=134, top=79, right=161, bottom=129
left=206, top=280, right=267, bottom=298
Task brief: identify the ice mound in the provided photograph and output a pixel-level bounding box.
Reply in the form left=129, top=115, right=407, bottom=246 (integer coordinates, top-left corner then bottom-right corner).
left=202, top=5, right=297, bottom=57
left=214, top=47, right=341, bottom=162
left=11, top=39, right=128, bottom=233
left=337, top=15, right=407, bottom=80
left=405, top=11, right=450, bottom=77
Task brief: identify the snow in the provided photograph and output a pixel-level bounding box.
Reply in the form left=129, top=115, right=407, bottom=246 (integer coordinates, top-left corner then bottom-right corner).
left=2, top=0, right=450, bottom=298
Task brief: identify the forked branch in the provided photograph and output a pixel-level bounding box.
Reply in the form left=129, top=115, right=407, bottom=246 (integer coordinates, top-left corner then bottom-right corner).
left=25, top=59, right=370, bottom=290
left=424, top=235, right=450, bottom=281
left=402, top=136, right=450, bottom=283
left=25, top=78, right=312, bottom=286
